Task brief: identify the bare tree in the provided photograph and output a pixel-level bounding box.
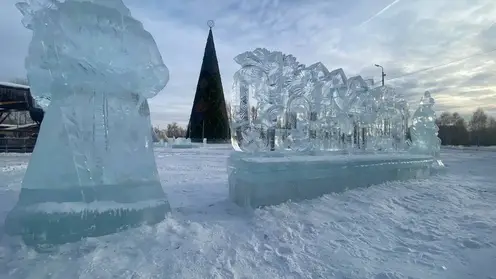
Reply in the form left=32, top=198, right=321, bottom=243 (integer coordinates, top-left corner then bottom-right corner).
left=437, top=108, right=496, bottom=146
left=468, top=108, right=488, bottom=145
left=436, top=111, right=469, bottom=146
left=153, top=126, right=167, bottom=140
left=165, top=122, right=186, bottom=138
left=469, top=108, right=488, bottom=132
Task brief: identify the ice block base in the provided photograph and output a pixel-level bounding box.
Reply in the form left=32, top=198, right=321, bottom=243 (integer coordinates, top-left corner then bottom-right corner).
left=228, top=152, right=444, bottom=208
left=5, top=182, right=170, bottom=248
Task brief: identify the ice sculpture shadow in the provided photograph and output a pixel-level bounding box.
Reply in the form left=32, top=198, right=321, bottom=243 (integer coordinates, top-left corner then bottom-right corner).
left=227, top=48, right=444, bottom=208
left=5, top=0, right=171, bottom=249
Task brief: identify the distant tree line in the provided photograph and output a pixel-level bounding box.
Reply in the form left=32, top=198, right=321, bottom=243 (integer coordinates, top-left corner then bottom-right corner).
left=8, top=79, right=494, bottom=146
left=224, top=104, right=496, bottom=146
left=436, top=108, right=496, bottom=146
left=153, top=122, right=187, bottom=140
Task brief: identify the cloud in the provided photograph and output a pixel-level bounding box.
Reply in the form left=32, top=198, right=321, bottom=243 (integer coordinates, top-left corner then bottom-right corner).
left=0, top=0, right=495, bottom=128
left=478, top=22, right=496, bottom=51
left=0, top=1, right=30, bottom=81
left=358, top=0, right=403, bottom=27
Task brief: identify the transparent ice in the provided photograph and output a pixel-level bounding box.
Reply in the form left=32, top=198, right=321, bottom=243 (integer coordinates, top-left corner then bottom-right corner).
left=228, top=152, right=438, bottom=208
left=230, top=48, right=411, bottom=154
left=410, top=91, right=442, bottom=157
left=170, top=137, right=194, bottom=149
left=5, top=0, right=171, bottom=248
left=228, top=48, right=443, bottom=208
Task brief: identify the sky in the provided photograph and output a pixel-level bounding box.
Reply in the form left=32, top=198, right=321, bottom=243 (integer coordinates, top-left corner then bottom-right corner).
left=0, top=0, right=495, bottom=128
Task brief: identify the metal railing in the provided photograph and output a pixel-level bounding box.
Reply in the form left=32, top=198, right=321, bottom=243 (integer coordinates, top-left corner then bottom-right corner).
left=0, top=137, right=37, bottom=153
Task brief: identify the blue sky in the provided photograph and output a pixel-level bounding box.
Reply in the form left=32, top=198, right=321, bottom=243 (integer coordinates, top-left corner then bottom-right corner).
left=0, top=0, right=495, bottom=127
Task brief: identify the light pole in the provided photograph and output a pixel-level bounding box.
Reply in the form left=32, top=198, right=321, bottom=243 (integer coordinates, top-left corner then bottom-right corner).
left=374, top=64, right=386, bottom=86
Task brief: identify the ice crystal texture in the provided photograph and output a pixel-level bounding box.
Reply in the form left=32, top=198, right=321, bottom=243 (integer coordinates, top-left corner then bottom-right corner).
left=230, top=48, right=411, bottom=153
left=5, top=0, right=171, bottom=248
left=410, top=91, right=442, bottom=157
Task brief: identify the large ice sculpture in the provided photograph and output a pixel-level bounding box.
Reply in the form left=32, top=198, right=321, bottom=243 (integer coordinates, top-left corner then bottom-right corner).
left=230, top=48, right=411, bottom=153
left=409, top=91, right=442, bottom=157
left=5, top=0, right=171, bottom=248
left=228, top=48, right=444, bottom=208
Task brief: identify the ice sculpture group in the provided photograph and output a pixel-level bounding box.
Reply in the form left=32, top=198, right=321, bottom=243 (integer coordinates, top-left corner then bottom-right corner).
left=227, top=48, right=443, bottom=207
left=4, top=0, right=443, bottom=249
left=5, top=0, right=171, bottom=249
left=229, top=48, right=439, bottom=155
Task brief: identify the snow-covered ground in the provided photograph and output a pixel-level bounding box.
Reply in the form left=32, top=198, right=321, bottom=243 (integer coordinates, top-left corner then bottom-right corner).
left=442, top=145, right=496, bottom=152
left=0, top=146, right=495, bottom=279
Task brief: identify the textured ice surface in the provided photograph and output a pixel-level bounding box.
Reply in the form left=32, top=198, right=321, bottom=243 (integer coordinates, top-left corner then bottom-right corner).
left=230, top=48, right=410, bottom=153
left=228, top=152, right=440, bottom=208
left=5, top=0, right=171, bottom=248
left=228, top=48, right=439, bottom=207
left=410, top=91, right=442, bottom=157
left=0, top=147, right=494, bottom=279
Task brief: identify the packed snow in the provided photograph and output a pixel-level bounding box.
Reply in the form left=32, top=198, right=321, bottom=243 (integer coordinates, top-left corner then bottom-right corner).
left=0, top=146, right=495, bottom=279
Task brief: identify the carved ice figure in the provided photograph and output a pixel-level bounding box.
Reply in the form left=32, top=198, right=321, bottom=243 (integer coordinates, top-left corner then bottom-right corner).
left=361, top=86, right=408, bottom=151
left=328, top=69, right=350, bottom=136
left=302, top=62, right=334, bottom=150
left=391, top=95, right=410, bottom=150
left=231, top=48, right=304, bottom=152
left=231, top=48, right=415, bottom=154
left=5, top=0, right=171, bottom=248
left=410, top=91, right=441, bottom=157
left=231, top=50, right=270, bottom=152
left=285, top=68, right=313, bottom=151
left=228, top=51, right=445, bottom=208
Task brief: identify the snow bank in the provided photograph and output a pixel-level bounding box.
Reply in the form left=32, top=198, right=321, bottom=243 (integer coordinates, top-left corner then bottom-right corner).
left=228, top=152, right=442, bottom=208
left=170, top=138, right=194, bottom=149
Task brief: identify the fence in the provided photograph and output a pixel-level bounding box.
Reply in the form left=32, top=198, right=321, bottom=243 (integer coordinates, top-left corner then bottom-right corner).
left=0, top=137, right=37, bottom=153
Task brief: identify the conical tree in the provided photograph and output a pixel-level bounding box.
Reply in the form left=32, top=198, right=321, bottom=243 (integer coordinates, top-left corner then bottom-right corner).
left=186, top=22, right=230, bottom=143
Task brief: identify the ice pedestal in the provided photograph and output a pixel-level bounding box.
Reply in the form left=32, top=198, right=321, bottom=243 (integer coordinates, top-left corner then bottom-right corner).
left=5, top=185, right=169, bottom=247
left=5, top=97, right=171, bottom=247
left=228, top=152, right=442, bottom=208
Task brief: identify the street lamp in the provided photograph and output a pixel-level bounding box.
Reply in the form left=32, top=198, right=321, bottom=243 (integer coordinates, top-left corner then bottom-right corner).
left=374, top=64, right=386, bottom=86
